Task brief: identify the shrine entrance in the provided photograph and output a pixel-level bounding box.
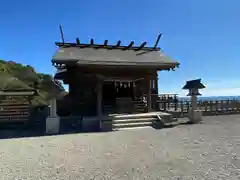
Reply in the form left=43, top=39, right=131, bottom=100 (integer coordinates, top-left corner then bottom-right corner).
left=115, top=83, right=134, bottom=99
left=102, top=82, right=134, bottom=103
left=102, top=82, right=116, bottom=105
left=102, top=81, right=135, bottom=114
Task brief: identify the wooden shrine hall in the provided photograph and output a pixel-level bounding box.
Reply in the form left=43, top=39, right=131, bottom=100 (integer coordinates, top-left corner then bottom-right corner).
left=52, top=30, right=180, bottom=118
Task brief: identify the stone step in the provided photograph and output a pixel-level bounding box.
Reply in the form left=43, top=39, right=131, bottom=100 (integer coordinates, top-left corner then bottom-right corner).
left=113, top=117, right=156, bottom=124
left=101, top=112, right=177, bottom=131
left=113, top=121, right=152, bottom=130
left=113, top=126, right=152, bottom=131
left=105, top=113, right=159, bottom=121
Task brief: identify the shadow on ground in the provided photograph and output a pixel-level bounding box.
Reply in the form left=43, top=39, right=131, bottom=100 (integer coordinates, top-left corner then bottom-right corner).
left=0, top=119, right=191, bottom=140
left=0, top=126, right=105, bottom=140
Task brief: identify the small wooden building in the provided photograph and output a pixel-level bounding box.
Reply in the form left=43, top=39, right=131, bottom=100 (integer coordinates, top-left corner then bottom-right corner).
left=52, top=35, right=179, bottom=117
left=0, top=89, right=37, bottom=123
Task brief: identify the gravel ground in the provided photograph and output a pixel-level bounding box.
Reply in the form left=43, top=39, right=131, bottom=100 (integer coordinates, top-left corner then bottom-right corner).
left=0, top=115, right=240, bottom=179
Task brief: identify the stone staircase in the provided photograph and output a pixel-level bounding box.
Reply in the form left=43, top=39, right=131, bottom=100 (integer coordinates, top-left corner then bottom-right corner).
left=112, top=117, right=154, bottom=130
left=102, top=112, right=176, bottom=131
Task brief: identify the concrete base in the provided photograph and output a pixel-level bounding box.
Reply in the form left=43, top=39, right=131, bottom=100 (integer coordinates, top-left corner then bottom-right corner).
left=188, top=110, right=203, bottom=124
left=102, top=121, right=113, bottom=132
left=82, top=117, right=100, bottom=132
left=46, top=116, right=60, bottom=134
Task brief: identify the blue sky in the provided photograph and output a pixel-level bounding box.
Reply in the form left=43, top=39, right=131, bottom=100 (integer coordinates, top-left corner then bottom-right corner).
left=0, top=0, right=239, bottom=96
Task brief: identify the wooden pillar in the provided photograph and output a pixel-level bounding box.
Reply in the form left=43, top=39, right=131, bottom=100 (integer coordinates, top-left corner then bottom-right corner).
left=97, top=79, right=103, bottom=118
left=147, top=77, right=152, bottom=112
left=153, top=72, right=159, bottom=110
left=132, top=82, right=136, bottom=101
left=155, top=72, right=159, bottom=94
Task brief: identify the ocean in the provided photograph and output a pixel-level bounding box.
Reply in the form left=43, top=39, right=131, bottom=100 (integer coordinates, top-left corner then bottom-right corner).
left=179, top=96, right=240, bottom=101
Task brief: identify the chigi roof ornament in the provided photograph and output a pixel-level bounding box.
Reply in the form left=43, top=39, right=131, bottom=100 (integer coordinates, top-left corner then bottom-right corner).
left=56, top=24, right=163, bottom=54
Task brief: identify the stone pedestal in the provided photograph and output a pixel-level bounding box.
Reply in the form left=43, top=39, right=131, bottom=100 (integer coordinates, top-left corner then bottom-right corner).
left=46, top=98, right=60, bottom=134
left=191, top=95, right=197, bottom=110
left=82, top=117, right=101, bottom=132
left=188, top=91, right=203, bottom=123
left=46, top=116, right=60, bottom=134
left=188, top=110, right=203, bottom=123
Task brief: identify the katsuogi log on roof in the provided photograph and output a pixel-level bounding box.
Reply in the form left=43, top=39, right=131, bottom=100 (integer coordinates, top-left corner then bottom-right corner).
left=52, top=35, right=180, bottom=71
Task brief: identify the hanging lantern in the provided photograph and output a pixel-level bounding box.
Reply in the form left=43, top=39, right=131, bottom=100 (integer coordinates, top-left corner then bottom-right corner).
left=124, top=83, right=127, bottom=88
left=120, top=82, right=122, bottom=87
left=128, top=82, right=131, bottom=87
left=114, top=82, right=117, bottom=87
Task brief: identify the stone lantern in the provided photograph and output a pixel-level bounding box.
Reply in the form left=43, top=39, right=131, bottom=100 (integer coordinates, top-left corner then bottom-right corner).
left=182, top=79, right=206, bottom=123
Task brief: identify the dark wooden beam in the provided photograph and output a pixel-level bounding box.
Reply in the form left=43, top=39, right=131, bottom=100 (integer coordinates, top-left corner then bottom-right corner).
left=104, top=40, right=108, bottom=46
left=55, top=42, right=160, bottom=51
left=59, top=24, right=65, bottom=44
left=153, top=33, right=162, bottom=49
left=116, top=40, right=121, bottom=47
left=135, top=42, right=147, bottom=51
left=76, top=38, right=80, bottom=44
left=136, top=34, right=162, bottom=55
left=90, top=38, right=94, bottom=45
left=123, top=41, right=134, bottom=50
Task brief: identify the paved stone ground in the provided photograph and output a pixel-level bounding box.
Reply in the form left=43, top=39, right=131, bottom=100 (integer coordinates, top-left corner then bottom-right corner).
left=0, top=115, right=240, bottom=179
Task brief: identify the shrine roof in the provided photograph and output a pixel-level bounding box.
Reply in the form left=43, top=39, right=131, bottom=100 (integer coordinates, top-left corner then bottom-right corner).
left=52, top=35, right=179, bottom=70
left=53, top=47, right=178, bottom=67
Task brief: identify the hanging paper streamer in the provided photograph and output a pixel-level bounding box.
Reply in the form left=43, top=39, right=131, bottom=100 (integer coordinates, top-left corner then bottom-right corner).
left=133, top=82, right=136, bottom=88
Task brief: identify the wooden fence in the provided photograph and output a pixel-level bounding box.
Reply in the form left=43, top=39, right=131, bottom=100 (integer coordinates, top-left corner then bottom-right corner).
left=155, top=99, right=240, bottom=118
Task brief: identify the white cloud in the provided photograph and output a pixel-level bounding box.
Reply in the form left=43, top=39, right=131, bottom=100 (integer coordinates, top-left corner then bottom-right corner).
left=202, top=79, right=240, bottom=96
left=201, top=88, right=240, bottom=97
left=159, top=79, right=240, bottom=97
